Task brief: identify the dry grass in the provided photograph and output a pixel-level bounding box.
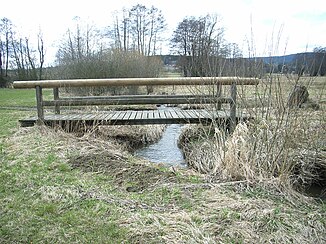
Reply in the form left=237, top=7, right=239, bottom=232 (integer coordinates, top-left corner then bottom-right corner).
left=6, top=126, right=126, bottom=164
left=97, top=124, right=166, bottom=151
left=5, top=123, right=166, bottom=174
left=2, top=121, right=325, bottom=243
left=121, top=182, right=325, bottom=243
left=178, top=75, right=326, bottom=199
left=180, top=120, right=325, bottom=195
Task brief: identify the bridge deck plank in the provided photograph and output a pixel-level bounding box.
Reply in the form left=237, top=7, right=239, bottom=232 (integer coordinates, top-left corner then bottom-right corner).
left=19, top=109, right=250, bottom=127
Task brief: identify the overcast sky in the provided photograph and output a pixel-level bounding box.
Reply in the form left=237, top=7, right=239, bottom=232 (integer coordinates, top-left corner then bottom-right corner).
left=2, top=0, right=326, bottom=65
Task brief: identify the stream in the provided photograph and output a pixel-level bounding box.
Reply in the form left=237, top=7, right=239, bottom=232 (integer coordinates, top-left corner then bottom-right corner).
left=135, top=123, right=186, bottom=166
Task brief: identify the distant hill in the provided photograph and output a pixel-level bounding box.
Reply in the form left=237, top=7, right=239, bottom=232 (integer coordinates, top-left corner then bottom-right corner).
left=257, top=54, right=296, bottom=64
left=255, top=52, right=316, bottom=65
left=161, top=52, right=317, bottom=65
left=160, top=52, right=325, bottom=76
left=257, top=52, right=325, bottom=76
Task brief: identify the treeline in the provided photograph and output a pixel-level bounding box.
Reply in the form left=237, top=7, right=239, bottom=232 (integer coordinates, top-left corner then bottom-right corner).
left=0, top=18, right=45, bottom=86
left=1, top=3, right=247, bottom=86
left=0, top=4, right=167, bottom=87
left=1, top=4, right=325, bottom=88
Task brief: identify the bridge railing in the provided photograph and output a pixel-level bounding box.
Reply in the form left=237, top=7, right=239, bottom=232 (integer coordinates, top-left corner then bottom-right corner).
left=13, top=77, right=259, bottom=130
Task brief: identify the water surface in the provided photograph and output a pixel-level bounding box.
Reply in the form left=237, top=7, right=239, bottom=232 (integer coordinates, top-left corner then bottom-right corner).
left=135, top=123, right=186, bottom=166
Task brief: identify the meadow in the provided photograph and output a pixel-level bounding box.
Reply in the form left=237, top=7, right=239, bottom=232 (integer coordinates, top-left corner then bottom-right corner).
left=0, top=74, right=325, bottom=243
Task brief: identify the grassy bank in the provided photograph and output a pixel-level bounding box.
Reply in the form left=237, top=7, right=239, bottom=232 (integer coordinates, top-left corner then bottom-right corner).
left=0, top=85, right=325, bottom=243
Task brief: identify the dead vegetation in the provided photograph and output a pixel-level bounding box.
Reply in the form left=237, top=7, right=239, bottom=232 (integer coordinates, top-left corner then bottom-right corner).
left=69, top=153, right=179, bottom=192
left=96, top=124, right=166, bottom=151
left=3, top=117, right=325, bottom=243
left=178, top=75, right=326, bottom=200
left=122, top=183, right=325, bottom=243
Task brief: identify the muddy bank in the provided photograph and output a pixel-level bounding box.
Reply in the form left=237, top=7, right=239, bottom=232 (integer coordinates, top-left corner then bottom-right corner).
left=96, top=124, right=166, bottom=151
left=69, top=153, right=180, bottom=192
left=10, top=125, right=194, bottom=190
left=178, top=124, right=218, bottom=173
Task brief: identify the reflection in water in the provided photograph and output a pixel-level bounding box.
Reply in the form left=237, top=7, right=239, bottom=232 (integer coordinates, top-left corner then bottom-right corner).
left=135, top=124, right=186, bottom=166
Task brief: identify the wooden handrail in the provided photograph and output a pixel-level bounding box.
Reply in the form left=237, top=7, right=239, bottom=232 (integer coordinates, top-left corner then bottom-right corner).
left=13, top=77, right=259, bottom=89
left=14, top=77, right=259, bottom=132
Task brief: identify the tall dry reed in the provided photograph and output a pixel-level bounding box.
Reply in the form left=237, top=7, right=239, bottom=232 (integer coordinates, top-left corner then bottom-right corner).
left=179, top=73, right=325, bottom=192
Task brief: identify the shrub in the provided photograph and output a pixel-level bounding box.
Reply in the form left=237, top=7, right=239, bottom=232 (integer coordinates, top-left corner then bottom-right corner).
left=54, top=50, right=163, bottom=95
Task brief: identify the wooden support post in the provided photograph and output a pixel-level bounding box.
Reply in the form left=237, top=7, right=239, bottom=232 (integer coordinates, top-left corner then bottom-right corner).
left=53, top=87, right=60, bottom=114
left=35, top=86, right=44, bottom=123
left=230, top=82, right=237, bottom=133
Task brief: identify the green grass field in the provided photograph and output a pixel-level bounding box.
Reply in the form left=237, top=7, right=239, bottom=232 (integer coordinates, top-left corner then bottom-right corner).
left=0, top=83, right=325, bottom=243
left=0, top=88, right=53, bottom=107
left=0, top=88, right=53, bottom=137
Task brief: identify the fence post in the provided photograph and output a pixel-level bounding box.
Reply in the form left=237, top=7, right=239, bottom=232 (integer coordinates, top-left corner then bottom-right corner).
left=53, top=88, right=60, bottom=114
left=230, top=82, right=237, bottom=133
left=35, top=85, right=44, bottom=123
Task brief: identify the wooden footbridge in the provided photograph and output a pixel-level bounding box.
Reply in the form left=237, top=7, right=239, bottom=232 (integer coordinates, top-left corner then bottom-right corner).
left=13, top=77, right=259, bottom=131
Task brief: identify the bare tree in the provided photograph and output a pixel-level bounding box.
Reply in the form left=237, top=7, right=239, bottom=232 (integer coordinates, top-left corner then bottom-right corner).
left=0, top=18, right=46, bottom=81
left=0, top=18, right=13, bottom=78
left=129, top=4, right=146, bottom=54
left=146, top=6, right=166, bottom=55
left=0, top=36, right=3, bottom=79
left=25, top=37, right=37, bottom=79
left=11, top=37, right=26, bottom=79
left=113, top=14, right=122, bottom=50
left=37, top=30, right=45, bottom=79
left=122, top=9, right=130, bottom=52
left=111, top=8, right=131, bottom=51
left=10, top=36, right=38, bottom=80
left=170, top=15, right=226, bottom=76
left=56, top=17, right=101, bottom=65
left=110, top=4, right=166, bottom=55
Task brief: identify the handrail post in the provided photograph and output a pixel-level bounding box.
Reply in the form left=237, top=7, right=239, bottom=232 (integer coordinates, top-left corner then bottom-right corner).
left=230, top=82, right=237, bottom=133
left=35, top=85, right=44, bottom=123
left=53, top=88, right=60, bottom=114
